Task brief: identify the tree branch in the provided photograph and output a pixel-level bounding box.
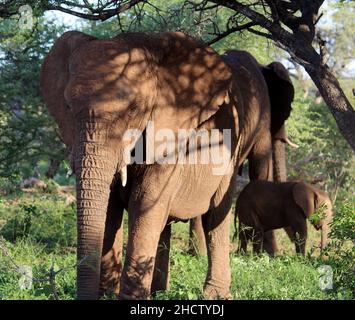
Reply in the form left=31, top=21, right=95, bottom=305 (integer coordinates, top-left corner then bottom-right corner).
left=247, top=27, right=274, bottom=40
left=207, top=21, right=257, bottom=45
left=44, top=0, right=143, bottom=21
left=316, top=31, right=328, bottom=65
left=0, top=0, right=144, bottom=21
left=210, top=0, right=295, bottom=45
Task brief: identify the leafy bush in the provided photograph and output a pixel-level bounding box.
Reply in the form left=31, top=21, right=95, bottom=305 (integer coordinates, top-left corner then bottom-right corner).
left=0, top=177, right=23, bottom=196
left=321, top=201, right=355, bottom=298
left=286, top=93, right=354, bottom=206
left=0, top=195, right=76, bottom=249
left=0, top=238, right=76, bottom=300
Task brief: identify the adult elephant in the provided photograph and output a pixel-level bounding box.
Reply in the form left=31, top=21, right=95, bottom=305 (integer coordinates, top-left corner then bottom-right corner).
left=40, top=31, right=291, bottom=300
left=188, top=58, right=296, bottom=256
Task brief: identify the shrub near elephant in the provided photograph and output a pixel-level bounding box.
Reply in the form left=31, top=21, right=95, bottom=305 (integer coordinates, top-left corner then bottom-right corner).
left=236, top=180, right=334, bottom=255
left=40, top=31, right=294, bottom=300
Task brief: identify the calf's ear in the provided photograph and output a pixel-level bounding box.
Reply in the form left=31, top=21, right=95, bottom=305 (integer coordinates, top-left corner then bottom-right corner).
left=292, top=182, right=316, bottom=218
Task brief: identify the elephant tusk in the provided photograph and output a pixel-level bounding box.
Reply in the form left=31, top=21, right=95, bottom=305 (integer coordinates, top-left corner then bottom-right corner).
left=284, top=137, right=299, bottom=149
left=120, top=166, right=127, bottom=187
left=224, top=92, right=230, bottom=105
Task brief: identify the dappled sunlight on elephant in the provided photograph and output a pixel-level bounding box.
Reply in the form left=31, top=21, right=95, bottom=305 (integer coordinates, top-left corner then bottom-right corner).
left=41, top=31, right=296, bottom=300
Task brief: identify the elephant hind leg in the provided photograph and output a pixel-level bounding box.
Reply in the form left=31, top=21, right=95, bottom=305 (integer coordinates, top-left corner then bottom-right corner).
left=99, top=188, right=124, bottom=298
left=202, top=208, right=232, bottom=300
left=188, top=216, right=207, bottom=256
left=151, top=223, right=171, bottom=295
left=251, top=230, right=264, bottom=254
left=202, top=171, right=237, bottom=300
left=262, top=230, right=278, bottom=256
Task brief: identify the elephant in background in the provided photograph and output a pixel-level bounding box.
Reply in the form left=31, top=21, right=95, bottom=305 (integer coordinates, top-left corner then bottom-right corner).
left=41, top=32, right=293, bottom=300
left=188, top=59, right=297, bottom=256
left=236, top=180, right=334, bottom=255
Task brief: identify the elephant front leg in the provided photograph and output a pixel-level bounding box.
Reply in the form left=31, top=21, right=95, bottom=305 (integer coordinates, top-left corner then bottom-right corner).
left=119, top=197, right=168, bottom=300
left=202, top=209, right=232, bottom=300
left=284, top=226, right=297, bottom=247
left=99, top=187, right=124, bottom=297
left=287, top=215, right=308, bottom=256
left=151, top=223, right=171, bottom=294
left=283, top=226, right=306, bottom=255
left=294, top=225, right=308, bottom=256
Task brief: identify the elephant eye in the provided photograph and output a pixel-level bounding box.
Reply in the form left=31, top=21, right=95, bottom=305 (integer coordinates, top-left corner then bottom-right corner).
left=66, top=104, right=71, bottom=110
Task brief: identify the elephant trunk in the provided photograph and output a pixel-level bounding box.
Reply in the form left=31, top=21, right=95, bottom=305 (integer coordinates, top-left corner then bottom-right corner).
left=272, top=125, right=289, bottom=183
left=272, top=139, right=287, bottom=182
left=75, top=122, right=119, bottom=300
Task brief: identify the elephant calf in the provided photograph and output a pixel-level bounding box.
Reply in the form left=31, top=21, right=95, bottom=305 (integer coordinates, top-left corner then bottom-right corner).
left=235, top=180, right=333, bottom=255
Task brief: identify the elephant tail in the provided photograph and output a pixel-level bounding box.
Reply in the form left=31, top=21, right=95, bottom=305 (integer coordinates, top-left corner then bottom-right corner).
left=233, top=207, right=239, bottom=242
left=236, top=220, right=244, bottom=253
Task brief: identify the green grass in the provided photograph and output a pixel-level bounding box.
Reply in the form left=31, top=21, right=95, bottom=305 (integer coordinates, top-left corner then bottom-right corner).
left=0, top=188, right=353, bottom=300
left=0, top=239, right=76, bottom=300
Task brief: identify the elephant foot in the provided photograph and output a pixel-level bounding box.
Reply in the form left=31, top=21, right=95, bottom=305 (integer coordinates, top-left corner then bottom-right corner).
left=151, top=276, right=169, bottom=296
left=118, top=291, right=150, bottom=300
left=118, top=282, right=151, bottom=300
left=99, top=264, right=121, bottom=298
left=203, top=282, right=232, bottom=300
left=99, top=283, right=120, bottom=299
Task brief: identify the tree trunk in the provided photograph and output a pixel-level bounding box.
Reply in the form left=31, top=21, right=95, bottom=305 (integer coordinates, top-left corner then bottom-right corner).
left=305, top=64, right=355, bottom=150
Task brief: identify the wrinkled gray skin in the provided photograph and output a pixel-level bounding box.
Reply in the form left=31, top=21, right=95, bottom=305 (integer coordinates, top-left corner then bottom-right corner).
left=40, top=31, right=294, bottom=300
left=188, top=59, right=296, bottom=256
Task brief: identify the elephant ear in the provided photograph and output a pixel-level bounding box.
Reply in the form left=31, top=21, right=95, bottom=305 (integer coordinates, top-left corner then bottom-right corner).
left=261, top=62, right=294, bottom=137
left=292, top=182, right=317, bottom=218
left=152, top=32, right=232, bottom=132
left=40, top=31, right=96, bottom=150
